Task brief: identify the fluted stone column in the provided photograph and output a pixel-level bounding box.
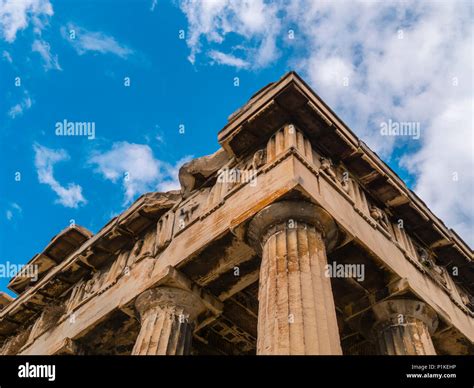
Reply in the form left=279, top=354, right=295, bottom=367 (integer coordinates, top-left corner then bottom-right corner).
left=132, top=286, right=205, bottom=355
left=247, top=200, right=342, bottom=355
left=371, top=299, right=438, bottom=355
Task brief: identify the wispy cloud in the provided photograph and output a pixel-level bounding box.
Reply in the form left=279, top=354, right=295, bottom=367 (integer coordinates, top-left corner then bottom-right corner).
left=5, top=202, right=22, bottom=221
left=62, top=23, right=133, bottom=58
left=32, top=39, right=61, bottom=70
left=8, top=92, right=33, bottom=118
left=2, top=50, right=12, bottom=63
left=209, top=50, right=249, bottom=69
left=33, top=144, right=87, bottom=208
left=89, top=141, right=190, bottom=204
left=0, top=0, right=53, bottom=42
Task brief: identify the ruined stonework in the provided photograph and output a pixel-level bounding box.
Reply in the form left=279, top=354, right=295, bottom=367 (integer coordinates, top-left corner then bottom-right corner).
left=0, top=72, right=472, bottom=355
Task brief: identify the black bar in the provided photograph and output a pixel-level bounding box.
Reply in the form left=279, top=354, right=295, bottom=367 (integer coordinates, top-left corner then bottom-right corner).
left=0, top=356, right=472, bottom=387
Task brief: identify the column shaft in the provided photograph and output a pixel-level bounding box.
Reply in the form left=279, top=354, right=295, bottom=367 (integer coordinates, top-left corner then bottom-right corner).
left=375, top=318, right=436, bottom=355
left=257, top=223, right=342, bottom=355
left=132, top=304, right=193, bottom=355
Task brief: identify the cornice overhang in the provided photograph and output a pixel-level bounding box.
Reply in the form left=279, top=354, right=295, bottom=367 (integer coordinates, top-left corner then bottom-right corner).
left=0, top=191, right=180, bottom=340
left=7, top=225, right=93, bottom=295
left=218, top=71, right=473, bottom=290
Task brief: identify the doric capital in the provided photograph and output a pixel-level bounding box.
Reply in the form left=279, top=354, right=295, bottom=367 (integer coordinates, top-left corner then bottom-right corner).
left=135, top=286, right=205, bottom=322
left=246, top=200, right=339, bottom=254
left=372, top=299, right=438, bottom=335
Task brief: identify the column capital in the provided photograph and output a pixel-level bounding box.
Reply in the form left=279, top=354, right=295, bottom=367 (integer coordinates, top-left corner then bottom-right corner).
left=366, top=299, right=439, bottom=355
left=247, top=200, right=339, bottom=254
left=132, top=286, right=205, bottom=355
left=135, top=286, right=205, bottom=322
left=372, top=299, right=438, bottom=335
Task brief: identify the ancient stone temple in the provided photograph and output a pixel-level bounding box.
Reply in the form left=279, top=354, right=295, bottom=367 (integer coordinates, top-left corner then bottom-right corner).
left=0, top=72, right=472, bottom=355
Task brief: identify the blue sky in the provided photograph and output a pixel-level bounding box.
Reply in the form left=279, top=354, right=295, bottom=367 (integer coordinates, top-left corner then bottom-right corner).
left=1, top=0, right=472, bottom=296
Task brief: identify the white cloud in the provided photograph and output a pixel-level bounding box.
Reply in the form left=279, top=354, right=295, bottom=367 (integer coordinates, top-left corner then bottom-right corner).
left=32, top=38, right=61, bottom=70
left=2, top=50, right=12, bottom=62
left=286, top=1, right=472, bottom=157
left=62, top=23, right=133, bottom=58
left=5, top=202, right=22, bottom=221
left=89, top=141, right=190, bottom=204
left=178, top=0, right=473, bottom=245
left=209, top=49, right=249, bottom=68
left=0, top=0, right=53, bottom=42
left=401, top=98, right=474, bottom=244
left=33, top=144, right=87, bottom=208
left=150, top=0, right=157, bottom=12
left=179, top=0, right=280, bottom=67
left=8, top=92, right=32, bottom=118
